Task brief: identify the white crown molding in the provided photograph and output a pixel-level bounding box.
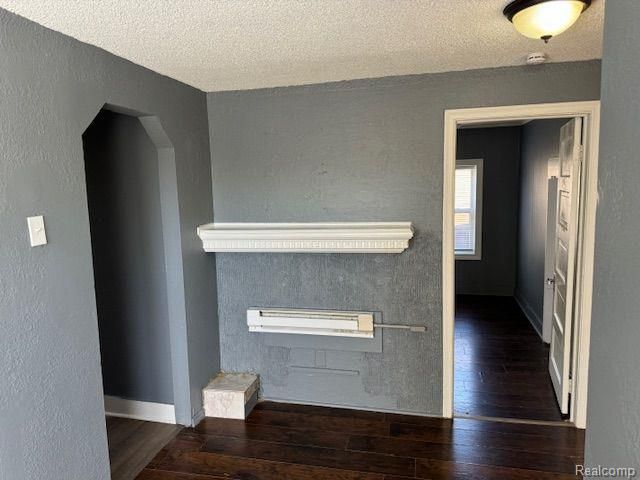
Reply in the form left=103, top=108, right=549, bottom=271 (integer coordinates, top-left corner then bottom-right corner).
left=196, top=222, right=414, bottom=253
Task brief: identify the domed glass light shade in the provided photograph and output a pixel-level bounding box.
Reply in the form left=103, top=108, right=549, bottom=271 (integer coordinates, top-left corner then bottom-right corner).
left=503, top=0, right=591, bottom=42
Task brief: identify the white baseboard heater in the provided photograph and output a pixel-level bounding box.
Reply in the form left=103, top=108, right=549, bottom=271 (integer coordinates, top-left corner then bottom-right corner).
left=247, top=308, right=374, bottom=338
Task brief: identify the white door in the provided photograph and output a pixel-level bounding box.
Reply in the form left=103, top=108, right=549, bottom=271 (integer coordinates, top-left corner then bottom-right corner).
left=542, top=176, right=558, bottom=344
left=549, top=118, right=583, bottom=414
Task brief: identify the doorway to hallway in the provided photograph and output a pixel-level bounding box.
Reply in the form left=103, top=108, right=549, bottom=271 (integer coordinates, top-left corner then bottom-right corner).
left=442, top=101, right=601, bottom=429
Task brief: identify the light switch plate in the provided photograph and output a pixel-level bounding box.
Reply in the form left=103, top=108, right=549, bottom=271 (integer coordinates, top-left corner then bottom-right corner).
left=27, top=215, right=47, bottom=247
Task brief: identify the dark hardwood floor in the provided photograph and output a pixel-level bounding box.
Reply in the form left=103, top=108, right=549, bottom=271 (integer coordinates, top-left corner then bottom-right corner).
left=136, top=401, right=584, bottom=479
left=455, top=294, right=564, bottom=421
left=107, top=416, right=181, bottom=480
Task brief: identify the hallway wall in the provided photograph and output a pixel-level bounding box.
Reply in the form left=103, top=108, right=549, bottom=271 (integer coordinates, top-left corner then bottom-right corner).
left=515, top=119, right=566, bottom=335
left=84, top=110, right=174, bottom=405
left=455, top=127, right=522, bottom=296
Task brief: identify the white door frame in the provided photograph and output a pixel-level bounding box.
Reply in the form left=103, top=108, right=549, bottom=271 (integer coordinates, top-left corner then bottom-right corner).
left=442, top=101, right=600, bottom=429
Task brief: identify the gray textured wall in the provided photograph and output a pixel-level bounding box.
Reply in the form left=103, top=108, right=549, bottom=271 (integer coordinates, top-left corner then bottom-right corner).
left=515, top=119, right=566, bottom=334
left=84, top=110, right=174, bottom=404
left=207, top=60, right=601, bottom=415
left=455, top=127, right=521, bottom=296
left=585, top=0, right=640, bottom=473
left=0, top=9, right=218, bottom=480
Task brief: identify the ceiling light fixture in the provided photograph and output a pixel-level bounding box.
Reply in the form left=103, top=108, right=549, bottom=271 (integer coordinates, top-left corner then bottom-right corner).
left=503, top=0, right=591, bottom=43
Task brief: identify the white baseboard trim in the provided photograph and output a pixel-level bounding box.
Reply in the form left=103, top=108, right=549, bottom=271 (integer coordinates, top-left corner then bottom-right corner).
left=514, top=292, right=543, bottom=340
left=104, top=395, right=176, bottom=424
left=191, top=407, right=205, bottom=427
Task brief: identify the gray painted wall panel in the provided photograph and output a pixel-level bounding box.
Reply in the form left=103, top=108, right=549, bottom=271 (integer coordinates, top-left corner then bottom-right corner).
left=208, top=61, right=601, bottom=415
left=455, top=127, right=521, bottom=296
left=515, top=119, right=566, bottom=334
left=585, top=0, right=640, bottom=472
left=0, top=9, right=218, bottom=480
left=84, top=110, right=174, bottom=404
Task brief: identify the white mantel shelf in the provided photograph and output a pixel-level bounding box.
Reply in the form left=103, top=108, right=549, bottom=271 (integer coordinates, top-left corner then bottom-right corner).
left=196, top=222, right=414, bottom=253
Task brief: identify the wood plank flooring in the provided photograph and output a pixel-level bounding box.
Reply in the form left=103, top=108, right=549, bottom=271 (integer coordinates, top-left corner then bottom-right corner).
left=107, top=416, right=181, bottom=480
left=136, top=401, right=584, bottom=479
left=455, top=295, right=564, bottom=421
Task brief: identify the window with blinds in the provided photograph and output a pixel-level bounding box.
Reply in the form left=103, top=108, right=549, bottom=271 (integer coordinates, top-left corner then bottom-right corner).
left=455, top=159, right=483, bottom=258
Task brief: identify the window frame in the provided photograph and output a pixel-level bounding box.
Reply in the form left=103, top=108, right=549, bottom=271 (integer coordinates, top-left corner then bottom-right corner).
left=454, top=158, right=483, bottom=260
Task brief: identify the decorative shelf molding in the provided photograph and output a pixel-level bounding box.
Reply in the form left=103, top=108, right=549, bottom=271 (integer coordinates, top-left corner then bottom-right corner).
left=196, top=222, right=414, bottom=253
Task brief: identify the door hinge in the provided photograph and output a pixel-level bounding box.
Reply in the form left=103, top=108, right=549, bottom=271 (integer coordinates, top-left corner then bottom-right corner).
left=578, top=145, right=585, bottom=163
left=568, top=377, right=573, bottom=391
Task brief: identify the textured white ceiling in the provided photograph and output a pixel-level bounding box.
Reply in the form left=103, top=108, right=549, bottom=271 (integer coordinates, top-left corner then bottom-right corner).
left=0, top=0, right=604, bottom=92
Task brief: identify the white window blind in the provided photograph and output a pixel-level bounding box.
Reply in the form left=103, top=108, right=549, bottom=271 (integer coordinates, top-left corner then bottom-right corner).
left=455, top=160, right=482, bottom=258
